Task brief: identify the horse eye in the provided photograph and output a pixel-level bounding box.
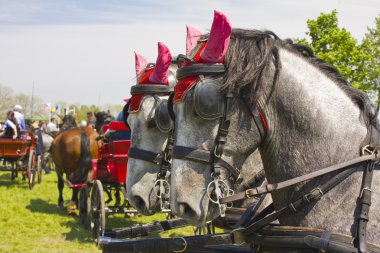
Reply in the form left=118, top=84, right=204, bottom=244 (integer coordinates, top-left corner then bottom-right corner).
left=147, top=117, right=156, bottom=128
left=193, top=107, right=198, bottom=118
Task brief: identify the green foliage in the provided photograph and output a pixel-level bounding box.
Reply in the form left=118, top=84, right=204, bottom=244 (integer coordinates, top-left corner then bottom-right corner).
left=296, top=10, right=373, bottom=93
left=362, top=15, right=380, bottom=105
left=71, top=104, right=99, bottom=122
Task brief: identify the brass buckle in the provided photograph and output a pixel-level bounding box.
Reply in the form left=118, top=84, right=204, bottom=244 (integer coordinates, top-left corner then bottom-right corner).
left=245, top=189, right=253, bottom=199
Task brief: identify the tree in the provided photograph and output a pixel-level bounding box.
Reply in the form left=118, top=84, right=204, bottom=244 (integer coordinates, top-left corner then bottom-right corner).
left=362, top=15, right=380, bottom=110
left=0, top=84, right=14, bottom=118
left=296, top=10, right=372, bottom=91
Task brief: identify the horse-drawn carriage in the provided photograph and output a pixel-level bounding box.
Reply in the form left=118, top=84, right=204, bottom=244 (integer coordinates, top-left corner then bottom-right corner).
left=78, top=121, right=138, bottom=242
left=0, top=130, right=42, bottom=189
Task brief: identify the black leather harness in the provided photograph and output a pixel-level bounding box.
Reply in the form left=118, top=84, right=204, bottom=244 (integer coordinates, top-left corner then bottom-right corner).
left=100, top=58, right=380, bottom=253
left=170, top=60, right=380, bottom=253
left=126, top=84, right=173, bottom=181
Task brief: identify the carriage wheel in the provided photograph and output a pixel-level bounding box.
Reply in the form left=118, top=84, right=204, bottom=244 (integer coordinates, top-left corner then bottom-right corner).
left=27, top=150, right=37, bottom=189
left=79, top=185, right=91, bottom=229
left=90, top=180, right=106, bottom=244
left=37, top=155, right=42, bottom=184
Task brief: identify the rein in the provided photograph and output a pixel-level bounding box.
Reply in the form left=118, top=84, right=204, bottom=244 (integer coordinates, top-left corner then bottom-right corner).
left=221, top=149, right=380, bottom=204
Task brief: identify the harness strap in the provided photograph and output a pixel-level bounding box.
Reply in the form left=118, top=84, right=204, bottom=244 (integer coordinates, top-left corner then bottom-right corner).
left=221, top=153, right=378, bottom=204
left=176, top=64, right=225, bottom=80
left=304, top=235, right=358, bottom=253
left=157, top=129, right=174, bottom=179
left=232, top=167, right=357, bottom=240
left=128, top=147, right=163, bottom=165
left=101, top=233, right=235, bottom=253
left=55, top=170, right=87, bottom=188
left=212, top=93, right=234, bottom=179
left=100, top=226, right=380, bottom=253
left=235, top=169, right=266, bottom=192
left=104, top=219, right=188, bottom=239
left=172, top=145, right=241, bottom=181
left=130, top=84, right=171, bottom=95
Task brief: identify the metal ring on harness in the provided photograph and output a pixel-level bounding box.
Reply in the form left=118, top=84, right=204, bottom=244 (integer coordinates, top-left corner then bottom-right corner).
left=153, top=179, right=170, bottom=198
left=206, top=179, right=230, bottom=204
left=172, top=237, right=187, bottom=253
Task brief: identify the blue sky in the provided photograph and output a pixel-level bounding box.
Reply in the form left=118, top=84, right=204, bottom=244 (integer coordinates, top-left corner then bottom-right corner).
left=0, top=0, right=379, bottom=105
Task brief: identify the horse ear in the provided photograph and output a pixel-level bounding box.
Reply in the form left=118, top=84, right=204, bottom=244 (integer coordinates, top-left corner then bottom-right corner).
left=149, top=42, right=172, bottom=84
left=186, top=25, right=202, bottom=55
left=135, top=51, right=148, bottom=77
left=200, top=10, right=232, bottom=63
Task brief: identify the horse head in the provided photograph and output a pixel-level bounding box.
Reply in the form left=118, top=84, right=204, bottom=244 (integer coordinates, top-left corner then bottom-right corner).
left=125, top=42, right=177, bottom=215
left=61, top=114, right=77, bottom=131
left=94, top=111, right=114, bottom=133
left=170, top=11, right=264, bottom=226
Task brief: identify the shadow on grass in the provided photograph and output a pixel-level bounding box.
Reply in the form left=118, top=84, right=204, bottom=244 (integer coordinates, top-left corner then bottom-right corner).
left=0, top=173, right=29, bottom=188
left=62, top=220, right=94, bottom=243
left=26, top=198, right=71, bottom=216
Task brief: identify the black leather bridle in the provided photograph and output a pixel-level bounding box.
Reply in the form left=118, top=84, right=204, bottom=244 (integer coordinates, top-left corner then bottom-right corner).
left=126, top=84, right=173, bottom=183
left=171, top=57, right=267, bottom=216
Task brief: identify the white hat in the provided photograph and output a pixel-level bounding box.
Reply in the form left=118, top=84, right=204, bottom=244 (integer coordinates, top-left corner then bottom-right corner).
left=14, top=105, right=22, bottom=111
left=80, top=120, right=87, bottom=127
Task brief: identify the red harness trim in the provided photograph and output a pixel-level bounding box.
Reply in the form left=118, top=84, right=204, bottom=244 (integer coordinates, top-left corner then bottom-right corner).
left=173, top=43, right=208, bottom=104
left=173, top=41, right=267, bottom=134
left=259, top=111, right=268, bottom=133
left=130, top=68, right=169, bottom=112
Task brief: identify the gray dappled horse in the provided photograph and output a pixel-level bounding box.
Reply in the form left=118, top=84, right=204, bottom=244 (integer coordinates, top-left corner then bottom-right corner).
left=126, top=41, right=269, bottom=228
left=170, top=11, right=380, bottom=248
left=125, top=44, right=178, bottom=215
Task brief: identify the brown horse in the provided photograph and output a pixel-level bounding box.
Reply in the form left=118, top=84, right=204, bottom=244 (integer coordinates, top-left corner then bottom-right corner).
left=51, top=126, right=99, bottom=209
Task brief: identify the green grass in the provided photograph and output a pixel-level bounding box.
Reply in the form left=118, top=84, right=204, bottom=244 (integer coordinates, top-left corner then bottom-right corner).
left=0, top=172, right=199, bottom=253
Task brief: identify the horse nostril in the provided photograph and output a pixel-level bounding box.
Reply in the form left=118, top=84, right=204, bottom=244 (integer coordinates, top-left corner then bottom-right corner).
left=132, top=195, right=146, bottom=210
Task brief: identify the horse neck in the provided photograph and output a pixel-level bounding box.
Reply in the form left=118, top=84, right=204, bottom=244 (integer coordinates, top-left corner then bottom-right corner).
left=256, top=48, right=371, bottom=221
left=259, top=48, right=368, bottom=179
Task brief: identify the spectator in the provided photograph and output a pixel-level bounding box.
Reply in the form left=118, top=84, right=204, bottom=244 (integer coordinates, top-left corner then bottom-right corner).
left=13, top=105, right=26, bottom=130
left=106, top=109, right=115, bottom=121
left=39, top=120, right=47, bottom=132
left=46, top=118, right=59, bottom=133
left=31, top=121, right=50, bottom=174
left=86, top=112, right=96, bottom=129
left=0, top=111, right=20, bottom=139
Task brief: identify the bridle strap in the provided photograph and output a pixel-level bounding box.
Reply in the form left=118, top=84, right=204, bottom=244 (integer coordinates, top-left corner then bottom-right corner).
left=157, top=129, right=174, bottom=179
left=128, top=147, right=163, bottom=165
left=176, top=64, right=225, bottom=80
left=172, top=145, right=241, bottom=181
left=172, top=145, right=212, bottom=163
left=130, top=84, right=171, bottom=95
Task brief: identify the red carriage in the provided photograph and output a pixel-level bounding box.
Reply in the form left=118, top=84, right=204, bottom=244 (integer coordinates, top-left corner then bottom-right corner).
left=78, top=121, right=137, bottom=242
left=0, top=131, right=42, bottom=189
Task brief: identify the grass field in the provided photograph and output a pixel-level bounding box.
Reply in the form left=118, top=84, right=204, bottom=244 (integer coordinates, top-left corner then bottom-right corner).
left=0, top=171, right=197, bottom=253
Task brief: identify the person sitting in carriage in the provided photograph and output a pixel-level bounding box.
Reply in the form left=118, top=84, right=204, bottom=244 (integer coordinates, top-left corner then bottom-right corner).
left=0, top=111, right=20, bottom=139
left=13, top=105, right=26, bottom=130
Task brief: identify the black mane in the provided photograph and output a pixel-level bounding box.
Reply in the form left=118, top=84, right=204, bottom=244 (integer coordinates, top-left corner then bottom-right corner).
left=221, top=28, right=376, bottom=126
